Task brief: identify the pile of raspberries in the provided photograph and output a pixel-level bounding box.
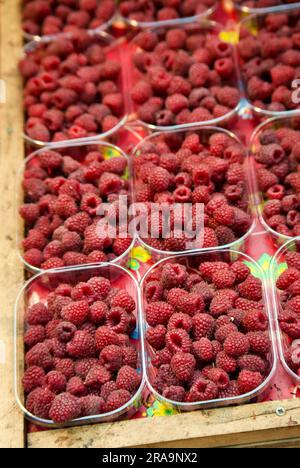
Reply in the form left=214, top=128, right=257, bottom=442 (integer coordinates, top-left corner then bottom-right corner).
left=131, top=26, right=240, bottom=127
left=275, top=250, right=300, bottom=377
left=22, top=275, right=141, bottom=423
left=133, top=130, right=252, bottom=252
left=254, top=124, right=300, bottom=238
left=119, top=0, right=216, bottom=24
left=234, top=0, right=300, bottom=10
left=238, top=11, right=300, bottom=113
left=22, top=0, right=116, bottom=38
left=144, top=259, right=272, bottom=402
left=19, top=30, right=124, bottom=144
left=20, top=145, right=132, bottom=270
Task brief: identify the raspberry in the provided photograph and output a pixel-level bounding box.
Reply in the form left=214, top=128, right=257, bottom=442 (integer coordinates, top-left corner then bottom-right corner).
left=95, top=326, right=119, bottom=351
left=212, top=269, right=236, bottom=289
left=242, top=310, right=268, bottom=332
left=110, top=291, right=136, bottom=313
left=116, top=366, right=141, bottom=393
left=88, top=277, right=111, bottom=300
left=161, top=264, right=188, bottom=290
left=215, top=324, right=238, bottom=343
left=85, top=365, right=111, bottom=387
left=286, top=252, right=300, bottom=270
left=170, top=352, right=196, bottom=382
left=32, top=388, right=56, bottom=419
left=26, top=302, right=52, bottom=326
left=205, top=368, right=230, bottom=390
left=49, top=392, right=81, bottom=423
left=186, top=378, right=218, bottom=403
left=146, top=325, right=167, bottom=350
left=231, top=261, right=250, bottom=283
left=100, top=381, right=118, bottom=401
left=45, top=371, right=67, bottom=394
left=145, top=281, right=164, bottom=303
left=238, top=370, right=263, bottom=395
left=192, top=338, right=214, bottom=362
left=61, top=301, right=90, bottom=327
left=277, top=268, right=300, bottom=290
left=193, top=314, right=215, bottom=340
left=55, top=322, right=76, bottom=343
left=224, top=332, right=250, bottom=358
left=24, top=325, right=46, bottom=348
left=65, top=212, right=91, bottom=235
left=100, top=345, right=123, bottom=372
left=122, top=346, right=138, bottom=369
left=149, top=167, right=171, bottom=193
left=167, top=313, right=192, bottom=334
left=22, top=366, right=45, bottom=393
left=216, top=351, right=237, bottom=374
left=166, top=329, right=192, bottom=354
left=80, top=395, right=105, bottom=417
left=177, top=293, right=205, bottom=316
left=146, top=302, right=175, bottom=327
left=106, top=389, right=131, bottom=412
left=25, top=343, right=53, bottom=370
left=23, top=229, right=47, bottom=251
left=74, top=358, right=99, bottom=379
left=24, top=249, right=44, bottom=268
left=238, top=354, right=267, bottom=375
left=238, top=276, right=262, bottom=302
left=247, top=332, right=271, bottom=356
left=20, top=203, right=40, bottom=224
left=67, top=331, right=95, bottom=358
left=89, top=301, right=108, bottom=325
left=55, top=359, right=75, bottom=380
left=162, top=386, right=185, bottom=402
left=210, top=293, right=233, bottom=317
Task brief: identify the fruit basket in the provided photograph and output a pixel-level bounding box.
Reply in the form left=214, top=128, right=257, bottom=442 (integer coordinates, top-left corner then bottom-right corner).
left=3, top=0, right=300, bottom=450
left=237, top=8, right=300, bottom=118
left=249, top=114, right=300, bottom=246
left=20, top=30, right=129, bottom=147
left=14, top=263, right=145, bottom=427
left=271, top=238, right=300, bottom=384
left=128, top=21, right=241, bottom=131
left=140, top=250, right=277, bottom=411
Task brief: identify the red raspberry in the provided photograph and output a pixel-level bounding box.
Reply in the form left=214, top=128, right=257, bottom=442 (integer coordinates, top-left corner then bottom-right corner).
left=224, top=332, right=250, bottom=358
left=74, top=358, right=99, bottom=379
left=167, top=313, right=193, bottom=334
left=161, top=264, right=188, bottom=289
left=146, top=325, right=167, bottom=350
left=32, top=388, right=55, bottom=419
left=26, top=302, right=52, bottom=326
left=55, top=322, right=76, bottom=344
left=85, top=365, right=111, bottom=387
left=100, top=345, right=123, bottom=372
left=216, top=351, right=237, bottom=374
left=89, top=301, right=108, bottom=325
left=148, top=167, right=171, bottom=193
left=171, top=352, right=196, bottom=382
left=131, top=81, right=153, bottom=104
left=238, top=370, right=263, bottom=395
left=61, top=301, right=89, bottom=326
left=177, top=293, right=205, bottom=316
left=231, top=261, right=250, bottom=283
left=49, top=392, right=81, bottom=423
left=24, top=325, right=46, bottom=348
left=106, top=389, right=131, bottom=412
left=210, top=293, right=233, bottom=317
left=24, top=249, right=44, bottom=268
left=98, top=172, right=122, bottom=197
left=193, top=313, right=215, bottom=340
left=66, top=376, right=87, bottom=397
left=95, top=326, right=119, bottom=351
left=20, top=203, right=40, bottom=224
left=215, top=324, right=238, bottom=343
left=88, top=277, right=111, bottom=300
left=122, top=346, right=138, bottom=368
left=146, top=302, right=174, bottom=327
left=242, top=309, right=268, bottom=332
left=22, top=366, right=45, bottom=393
left=211, top=269, right=236, bottom=289
left=45, top=370, right=67, bottom=394
left=238, top=354, right=267, bottom=375
left=247, top=332, right=271, bottom=356
left=25, top=343, right=53, bottom=370
left=186, top=378, right=218, bottom=403
left=162, top=386, right=185, bottom=402
left=23, top=229, right=47, bottom=251
left=277, top=268, right=300, bottom=290
left=145, top=281, right=164, bottom=303
left=100, top=381, right=118, bottom=401
left=286, top=252, right=300, bottom=270
left=110, top=291, right=136, bottom=313
left=238, top=276, right=262, bottom=302
left=235, top=297, right=264, bottom=311
left=218, top=380, right=240, bottom=399
left=165, top=326, right=192, bottom=354
left=204, top=368, right=230, bottom=390
left=80, top=395, right=105, bottom=417
left=67, top=331, right=95, bottom=358
left=65, top=212, right=91, bottom=235
left=192, top=338, right=214, bottom=362
left=116, top=366, right=141, bottom=393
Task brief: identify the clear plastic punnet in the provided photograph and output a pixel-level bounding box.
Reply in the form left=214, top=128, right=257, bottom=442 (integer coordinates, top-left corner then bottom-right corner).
left=118, top=0, right=217, bottom=29
left=18, top=138, right=136, bottom=274
left=271, top=238, right=300, bottom=384
left=131, top=125, right=255, bottom=260
left=14, top=262, right=145, bottom=428
left=233, top=0, right=300, bottom=15
left=128, top=21, right=242, bottom=132
left=140, top=250, right=277, bottom=411
left=237, top=10, right=300, bottom=119
left=249, top=114, right=300, bottom=247
left=21, top=31, right=129, bottom=148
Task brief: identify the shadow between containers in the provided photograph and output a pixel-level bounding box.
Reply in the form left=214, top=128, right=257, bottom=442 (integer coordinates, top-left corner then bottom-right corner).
left=139, top=249, right=278, bottom=411
left=14, top=262, right=146, bottom=428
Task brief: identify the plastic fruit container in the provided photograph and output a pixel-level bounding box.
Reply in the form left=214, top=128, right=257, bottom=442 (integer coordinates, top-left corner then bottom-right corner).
left=271, top=237, right=300, bottom=383
left=233, top=0, right=300, bottom=15
left=237, top=9, right=300, bottom=118
left=14, top=262, right=145, bottom=428
left=18, top=139, right=136, bottom=274
left=249, top=114, right=300, bottom=247
left=22, top=0, right=117, bottom=42
left=21, top=31, right=128, bottom=148
left=140, top=249, right=277, bottom=411
left=131, top=125, right=255, bottom=259
left=128, top=21, right=241, bottom=131
left=118, top=0, right=217, bottom=29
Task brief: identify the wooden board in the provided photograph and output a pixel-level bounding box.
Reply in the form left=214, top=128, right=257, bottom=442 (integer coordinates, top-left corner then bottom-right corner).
left=2, top=0, right=300, bottom=449
left=0, top=0, right=26, bottom=449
